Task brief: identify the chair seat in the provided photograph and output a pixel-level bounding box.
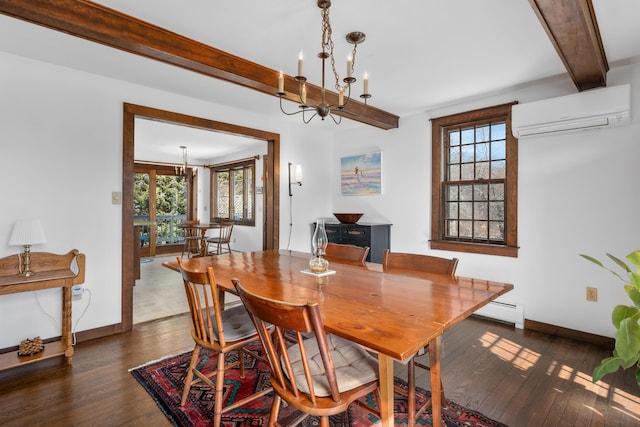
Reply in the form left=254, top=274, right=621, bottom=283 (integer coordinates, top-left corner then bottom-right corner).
left=285, top=334, right=378, bottom=397
left=215, top=305, right=258, bottom=342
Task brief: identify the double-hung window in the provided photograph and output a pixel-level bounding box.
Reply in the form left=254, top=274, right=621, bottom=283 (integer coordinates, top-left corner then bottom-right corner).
left=430, top=103, right=518, bottom=257
left=210, top=159, right=255, bottom=226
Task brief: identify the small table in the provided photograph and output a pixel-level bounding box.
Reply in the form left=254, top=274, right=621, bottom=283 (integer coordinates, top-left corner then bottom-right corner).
left=0, top=250, right=86, bottom=370
left=178, top=222, right=222, bottom=257
left=164, top=250, right=513, bottom=427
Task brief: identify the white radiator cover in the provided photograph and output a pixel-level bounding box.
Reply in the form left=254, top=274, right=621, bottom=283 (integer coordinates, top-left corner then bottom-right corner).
left=474, top=301, right=524, bottom=329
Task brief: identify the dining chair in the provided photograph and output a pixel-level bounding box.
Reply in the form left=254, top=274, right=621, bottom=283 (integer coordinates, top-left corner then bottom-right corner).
left=324, top=242, right=370, bottom=264
left=206, top=221, right=234, bottom=255
left=176, top=257, right=271, bottom=427
left=180, top=220, right=201, bottom=259
left=382, top=249, right=459, bottom=425
left=233, top=279, right=381, bottom=427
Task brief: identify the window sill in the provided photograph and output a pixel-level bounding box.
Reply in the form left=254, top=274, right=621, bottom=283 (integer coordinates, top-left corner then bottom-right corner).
left=430, top=240, right=518, bottom=257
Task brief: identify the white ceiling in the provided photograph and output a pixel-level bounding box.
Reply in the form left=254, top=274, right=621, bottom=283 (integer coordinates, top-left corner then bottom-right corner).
left=1, top=0, right=639, bottom=162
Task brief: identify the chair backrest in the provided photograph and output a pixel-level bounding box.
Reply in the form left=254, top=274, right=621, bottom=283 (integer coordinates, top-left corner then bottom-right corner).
left=182, top=220, right=200, bottom=238
left=218, top=221, right=234, bottom=243
left=177, top=257, right=227, bottom=346
left=382, top=249, right=459, bottom=276
left=233, top=280, right=342, bottom=403
left=325, top=242, right=370, bottom=264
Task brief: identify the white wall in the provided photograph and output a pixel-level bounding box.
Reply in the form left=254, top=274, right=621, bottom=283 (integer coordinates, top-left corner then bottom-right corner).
left=332, top=63, right=640, bottom=338
left=0, top=51, right=333, bottom=347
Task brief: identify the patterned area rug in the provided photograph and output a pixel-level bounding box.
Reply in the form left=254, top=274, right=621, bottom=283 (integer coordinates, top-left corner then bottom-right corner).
left=130, top=342, right=508, bottom=427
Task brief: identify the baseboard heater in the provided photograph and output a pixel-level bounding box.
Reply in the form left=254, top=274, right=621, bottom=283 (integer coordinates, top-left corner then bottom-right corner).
left=474, top=301, right=524, bottom=329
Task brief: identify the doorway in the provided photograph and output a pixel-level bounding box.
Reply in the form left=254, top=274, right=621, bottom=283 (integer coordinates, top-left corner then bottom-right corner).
left=121, top=103, right=280, bottom=332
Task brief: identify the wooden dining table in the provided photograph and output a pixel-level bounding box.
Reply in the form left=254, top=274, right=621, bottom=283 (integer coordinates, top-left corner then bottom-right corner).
left=177, top=222, right=222, bottom=257
left=163, top=250, right=513, bottom=427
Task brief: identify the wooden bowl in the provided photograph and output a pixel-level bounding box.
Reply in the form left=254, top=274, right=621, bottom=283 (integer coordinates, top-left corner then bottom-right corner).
left=333, top=213, right=364, bottom=224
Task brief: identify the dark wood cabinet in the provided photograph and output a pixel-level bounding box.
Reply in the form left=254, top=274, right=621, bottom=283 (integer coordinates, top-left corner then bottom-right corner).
left=316, top=222, right=391, bottom=264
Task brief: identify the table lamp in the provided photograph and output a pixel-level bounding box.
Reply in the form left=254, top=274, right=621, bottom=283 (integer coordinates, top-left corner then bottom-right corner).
left=8, top=219, right=47, bottom=277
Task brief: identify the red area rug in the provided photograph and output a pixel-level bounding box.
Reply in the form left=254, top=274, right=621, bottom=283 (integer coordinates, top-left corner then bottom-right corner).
left=130, top=342, right=508, bottom=426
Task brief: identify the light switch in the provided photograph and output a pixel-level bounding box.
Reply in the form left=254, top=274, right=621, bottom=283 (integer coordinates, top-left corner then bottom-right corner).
left=112, top=191, right=122, bottom=205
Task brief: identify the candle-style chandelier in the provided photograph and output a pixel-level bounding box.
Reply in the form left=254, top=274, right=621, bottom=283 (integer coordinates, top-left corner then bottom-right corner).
left=276, top=0, right=371, bottom=124
left=175, top=145, right=188, bottom=176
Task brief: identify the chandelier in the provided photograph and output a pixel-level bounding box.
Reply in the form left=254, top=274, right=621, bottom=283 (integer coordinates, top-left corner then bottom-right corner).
left=175, top=145, right=188, bottom=176
left=276, top=0, right=371, bottom=124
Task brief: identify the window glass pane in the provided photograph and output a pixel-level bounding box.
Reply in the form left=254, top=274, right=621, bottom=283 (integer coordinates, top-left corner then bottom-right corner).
left=490, top=183, right=504, bottom=201
left=461, top=127, right=474, bottom=144
left=474, top=221, right=488, bottom=239
left=459, top=221, right=473, bottom=238
left=446, top=202, right=458, bottom=219
left=461, top=144, right=474, bottom=163
left=476, top=161, right=490, bottom=180
left=459, top=184, right=473, bottom=201
left=474, top=202, right=488, bottom=220
left=491, top=160, right=506, bottom=179
left=489, top=222, right=504, bottom=241
left=476, top=142, right=490, bottom=161
left=155, top=174, right=186, bottom=246
left=461, top=163, right=474, bottom=180
left=448, top=164, right=460, bottom=181
left=449, top=146, right=460, bottom=163
left=491, top=122, right=506, bottom=140
left=491, top=140, right=506, bottom=160
left=216, top=171, right=229, bottom=218
left=446, top=220, right=458, bottom=238
left=447, top=184, right=459, bottom=201
left=476, top=125, right=490, bottom=142
left=459, top=202, right=473, bottom=220
left=449, top=129, right=460, bottom=146
left=233, top=169, right=244, bottom=220
left=489, top=201, right=504, bottom=221
left=474, top=184, right=488, bottom=201
left=246, top=167, right=253, bottom=220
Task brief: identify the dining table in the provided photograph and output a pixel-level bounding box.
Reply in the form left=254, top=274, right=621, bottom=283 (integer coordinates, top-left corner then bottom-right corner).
left=177, top=222, right=222, bottom=257
left=163, top=249, right=513, bottom=427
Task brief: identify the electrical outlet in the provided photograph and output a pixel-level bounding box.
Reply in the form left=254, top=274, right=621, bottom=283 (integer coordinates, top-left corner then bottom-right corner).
left=72, top=284, right=83, bottom=301
left=586, top=286, right=598, bottom=302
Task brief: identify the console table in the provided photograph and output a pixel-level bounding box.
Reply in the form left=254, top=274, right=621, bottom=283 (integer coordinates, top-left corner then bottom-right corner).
left=317, top=222, right=391, bottom=263
left=0, top=250, right=85, bottom=370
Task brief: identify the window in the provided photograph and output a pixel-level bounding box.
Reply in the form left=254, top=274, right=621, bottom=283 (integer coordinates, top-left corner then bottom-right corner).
left=210, top=159, right=255, bottom=226
left=430, top=102, right=518, bottom=257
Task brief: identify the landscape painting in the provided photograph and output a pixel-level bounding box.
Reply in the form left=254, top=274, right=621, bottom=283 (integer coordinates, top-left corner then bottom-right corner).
left=340, top=152, right=382, bottom=196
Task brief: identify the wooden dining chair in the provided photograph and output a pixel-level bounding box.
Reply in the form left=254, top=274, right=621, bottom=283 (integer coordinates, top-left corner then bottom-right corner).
left=382, top=249, right=459, bottom=425
left=176, top=258, right=271, bottom=427
left=180, top=220, right=201, bottom=258
left=324, top=242, right=370, bottom=264
left=206, top=221, right=234, bottom=255
left=233, top=279, right=381, bottom=427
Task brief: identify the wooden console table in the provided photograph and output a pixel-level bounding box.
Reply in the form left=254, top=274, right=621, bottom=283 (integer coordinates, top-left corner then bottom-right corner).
left=0, top=250, right=85, bottom=370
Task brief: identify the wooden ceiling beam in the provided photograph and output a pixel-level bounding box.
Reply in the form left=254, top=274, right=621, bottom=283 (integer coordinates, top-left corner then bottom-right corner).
left=0, top=0, right=399, bottom=130
left=529, top=0, right=608, bottom=91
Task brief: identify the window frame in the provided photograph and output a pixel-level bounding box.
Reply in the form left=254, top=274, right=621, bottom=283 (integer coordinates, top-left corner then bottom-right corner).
left=210, top=159, right=255, bottom=226
left=430, top=102, right=518, bottom=257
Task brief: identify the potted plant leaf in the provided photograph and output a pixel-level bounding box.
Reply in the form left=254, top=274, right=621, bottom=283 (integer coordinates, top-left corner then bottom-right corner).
left=580, top=250, right=640, bottom=386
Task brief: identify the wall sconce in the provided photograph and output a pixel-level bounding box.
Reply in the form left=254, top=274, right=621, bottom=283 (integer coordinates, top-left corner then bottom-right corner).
left=8, top=219, right=47, bottom=277
left=288, top=162, right=303, bottom=196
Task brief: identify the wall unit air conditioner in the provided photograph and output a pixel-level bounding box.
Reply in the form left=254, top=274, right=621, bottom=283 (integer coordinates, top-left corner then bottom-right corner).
left=512, top=84, right=630, bottom=138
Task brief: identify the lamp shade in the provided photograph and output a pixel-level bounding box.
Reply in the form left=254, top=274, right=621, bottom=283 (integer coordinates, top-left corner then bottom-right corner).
left=8, top=219, right=47, bottom=246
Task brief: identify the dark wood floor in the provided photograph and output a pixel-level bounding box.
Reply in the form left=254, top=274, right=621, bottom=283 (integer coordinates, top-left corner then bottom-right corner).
left=1, top=315, right=638, bottom=426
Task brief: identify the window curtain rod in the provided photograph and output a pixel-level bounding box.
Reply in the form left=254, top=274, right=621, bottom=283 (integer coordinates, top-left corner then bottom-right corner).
left=204, top=155, right=260, bottom=169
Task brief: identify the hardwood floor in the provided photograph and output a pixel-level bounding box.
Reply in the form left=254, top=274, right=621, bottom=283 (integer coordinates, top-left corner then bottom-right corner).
left=0, top=315, right=638, bottom=426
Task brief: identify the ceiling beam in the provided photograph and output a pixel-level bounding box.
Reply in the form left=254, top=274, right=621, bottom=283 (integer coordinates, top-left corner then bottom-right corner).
left=529, top=0, right=608, bottom=91
left=0, top=0, right=399, bottom=130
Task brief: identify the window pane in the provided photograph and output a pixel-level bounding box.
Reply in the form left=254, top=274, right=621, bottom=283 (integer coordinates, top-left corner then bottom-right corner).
left=446, top=202, right=458, bottom=219
left=449, top=129, right=460, bottom=146
left=491, top=140, right=506, bottom=160
left=476, top=161, right=490, bottom=180
left=491, top=122, right=506, bottom=140
left=216, top=171, right=229, bottom=218
left=489, top=222, right=504, bottom=241
left=449, top=146, right=460, bottom=163
left=461, top=163, right=474, bottom=180
left=491, top=160, right=506, bottom=179
left=474, top=221, right=488, bottom=239
left=459, top=202, right=473, bottom=220
left=459, top=185, right=473, bottom=201
left=448, top=164, right=460, bottom=181
left=233, top=169, right=244, bottom=220
left=459, top=221, right=473, bottom=238
left=446, top=220, right=458, bottom=238
left=461, top=144, right=474, bottom=163
left=447, top=184, right=459, bottom=201
left=490, top=183, right=504, bottom=200
left=476, top=142, right=490, bottom=161
left=474, top=183, right=488, bottom=200
left=246, top=167, right=253, bottom=220
left=461, top=127, right=474, bottom=144
left=474, top=202, right=488, bottom=220
left=476, top=125, right=490, bottom=142
left=489, top=201, right=504, bottom=221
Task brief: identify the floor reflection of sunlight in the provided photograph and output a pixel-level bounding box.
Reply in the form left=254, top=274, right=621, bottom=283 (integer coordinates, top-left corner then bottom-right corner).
left=479, top=331, right=640, bottom=422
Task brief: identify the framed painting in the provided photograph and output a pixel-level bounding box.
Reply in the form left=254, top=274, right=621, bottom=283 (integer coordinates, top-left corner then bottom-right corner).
left=340, top=152, right=382, bottom=196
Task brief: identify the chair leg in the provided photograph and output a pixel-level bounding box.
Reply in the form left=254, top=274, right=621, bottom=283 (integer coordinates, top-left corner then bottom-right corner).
left=238, top=348, right=246, bottom=378
left=268, top=395, right=281, bottom=427
left=181, top=345, right=201, bottom=406
left=213, top=352, right=226, bottom=427
left=319, top=416, right=330, bottom=427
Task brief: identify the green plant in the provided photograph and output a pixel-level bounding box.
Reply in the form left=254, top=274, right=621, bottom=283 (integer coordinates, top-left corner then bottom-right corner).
left=580, top=250, right=640, bottom=387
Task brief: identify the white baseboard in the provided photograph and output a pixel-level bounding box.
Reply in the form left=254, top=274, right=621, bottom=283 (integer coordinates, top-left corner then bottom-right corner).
left=474, top=301, right=525, bottom=329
